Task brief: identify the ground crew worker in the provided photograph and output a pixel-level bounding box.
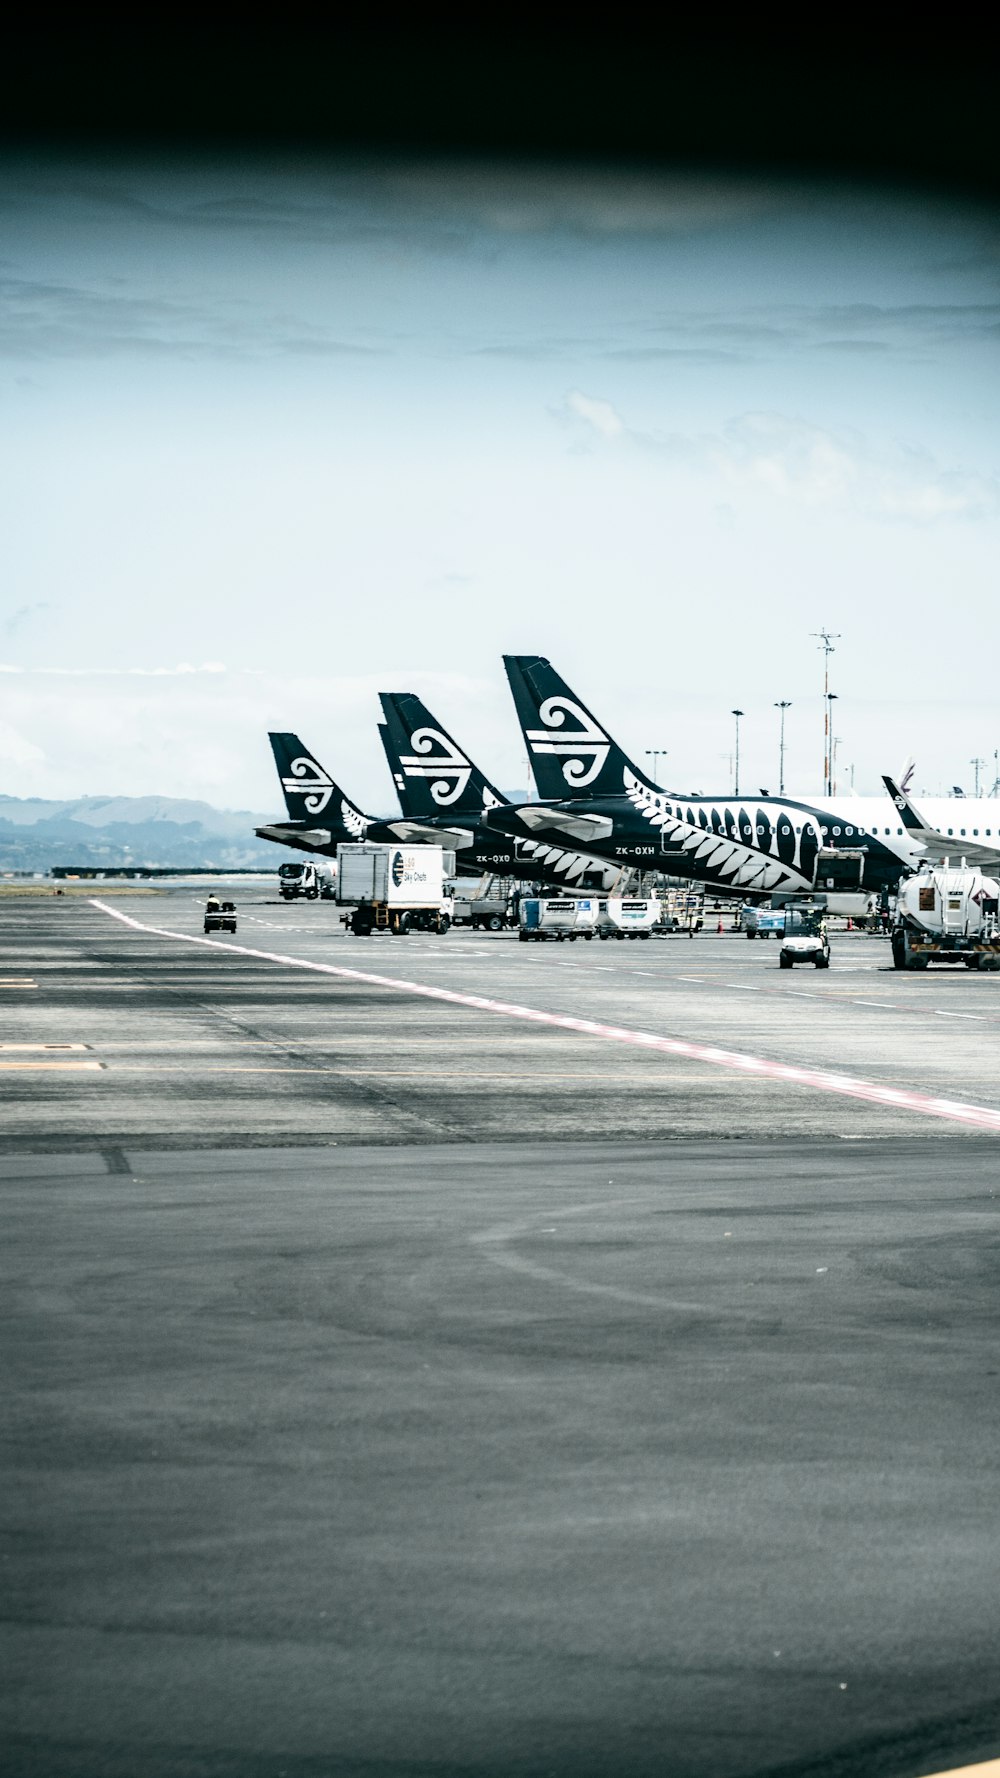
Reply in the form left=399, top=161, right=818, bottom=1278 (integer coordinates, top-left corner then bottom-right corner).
left=206, top=891, right=221, bottom=915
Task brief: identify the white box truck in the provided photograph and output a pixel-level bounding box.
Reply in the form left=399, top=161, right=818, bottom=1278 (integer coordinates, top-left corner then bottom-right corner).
left=892, top=864, right=1000, bottom=970
left=338, top=844, right=455, bottom=936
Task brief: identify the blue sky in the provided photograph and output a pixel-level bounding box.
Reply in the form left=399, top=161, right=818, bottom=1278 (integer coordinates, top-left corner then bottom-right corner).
left=1, top=158, right=998, bottom=809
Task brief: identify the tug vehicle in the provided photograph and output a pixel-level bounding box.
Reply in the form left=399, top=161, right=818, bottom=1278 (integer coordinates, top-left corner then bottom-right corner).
left=778, top=904, right=830, bottom=970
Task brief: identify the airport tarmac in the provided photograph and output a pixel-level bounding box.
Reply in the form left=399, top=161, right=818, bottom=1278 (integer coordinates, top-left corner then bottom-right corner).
left=2, top=886, right=999, bottom=1777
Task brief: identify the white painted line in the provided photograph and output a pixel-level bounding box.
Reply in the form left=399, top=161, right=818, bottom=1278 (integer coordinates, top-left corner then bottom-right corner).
left=90, top=901, right=1000, bottom=1134
left=0, top=1043, right=89, bottom=1051
left=934, top=1011, right=984, bottom=1020
left=676, top=977, right=704, bottom=982
left=0, top=1061, right=103, bottom=1071
left=852, top=1001, right=896, bottom=1009
left=727, top=984, right=760, bottom=991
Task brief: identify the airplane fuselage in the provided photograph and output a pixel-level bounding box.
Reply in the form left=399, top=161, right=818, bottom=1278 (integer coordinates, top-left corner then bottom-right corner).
left=485, top=777, right=927, bottom=897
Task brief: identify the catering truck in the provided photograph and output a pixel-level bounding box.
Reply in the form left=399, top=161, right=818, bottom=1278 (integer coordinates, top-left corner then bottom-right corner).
left=891, top=863, right=1000, bottom=970
left=338, top=843, right=455, bottom=936
left=278, top=859, right=336, bottom=900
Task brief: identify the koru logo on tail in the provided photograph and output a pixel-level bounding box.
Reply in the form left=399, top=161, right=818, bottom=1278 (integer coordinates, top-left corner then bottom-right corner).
left=527, top=696, right=610, bottom=788
left=401, top=727, right=472, bottom=806
left=282, top=757, right=334, bottom=814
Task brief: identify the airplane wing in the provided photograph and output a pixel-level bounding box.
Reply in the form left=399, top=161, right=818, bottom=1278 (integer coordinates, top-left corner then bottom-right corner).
left=882, top=776, right=996, bottom=868
left=506, top=804, right=616, bottom=843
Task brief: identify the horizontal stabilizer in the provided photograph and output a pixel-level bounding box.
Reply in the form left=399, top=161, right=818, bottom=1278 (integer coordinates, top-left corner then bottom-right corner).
left=255, top=823, right=336, bottom=855
left=507, top=803, right=616, bottom=843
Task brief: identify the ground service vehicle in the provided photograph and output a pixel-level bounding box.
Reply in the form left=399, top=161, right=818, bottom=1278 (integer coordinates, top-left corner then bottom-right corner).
left=778, top=906, right=830, bottom=969
left=598, top=897, right=659, bottom=939
left=744, top=906, right=786, bottom=940
left=891, top=864, right=1000, bottom=970
left=278, top=860, right=336, bottom=900
left=518, top=897, right=597, bottom=941
left=204, top=900, right=237, bottom=934
left=338, top=844, right=454, bottom=936
left=451, top=894, right=511, bottom=930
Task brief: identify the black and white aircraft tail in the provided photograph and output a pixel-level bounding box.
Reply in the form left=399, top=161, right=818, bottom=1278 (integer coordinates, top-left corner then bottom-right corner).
left=503, top=655, right=656, bottom=801
left=378, top=692, right=505, bottom=820
left=267, top=732, right=369, bottom=842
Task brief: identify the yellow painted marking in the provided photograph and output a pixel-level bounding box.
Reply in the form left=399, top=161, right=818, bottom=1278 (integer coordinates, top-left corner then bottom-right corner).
left=104, top=1065, right=750, bottom=1081
left=0, top=1061, right=103, bottom=1071
left=919, top=1761, right=1000, bottom=1777
left=0, top=979, right=38, bottom=987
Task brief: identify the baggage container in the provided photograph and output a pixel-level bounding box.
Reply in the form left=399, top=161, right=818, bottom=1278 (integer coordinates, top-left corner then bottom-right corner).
left=518, top=897, right=597, bottom=941
left=598, top=896, right=660, bottom=940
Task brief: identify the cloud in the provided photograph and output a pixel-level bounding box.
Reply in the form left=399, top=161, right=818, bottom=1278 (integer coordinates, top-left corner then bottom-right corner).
left=629, top=301, right=1000, bottom=363
left=719, top=413, right=1000, bottom=521
left=3, top=601, right=49, bottom=639
left=564, top=390, right=625, bottom=440
left=0, top=719, right=44, bottom=767
left=555, top=391, right=1000, bottom=523
left=0, top=662, right=229, bottom=676
left=0, top=274, right=391, bottom=362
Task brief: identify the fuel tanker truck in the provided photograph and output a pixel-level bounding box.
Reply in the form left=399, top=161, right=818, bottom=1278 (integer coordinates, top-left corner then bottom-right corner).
left=892, top=862, right=1000, bottom=971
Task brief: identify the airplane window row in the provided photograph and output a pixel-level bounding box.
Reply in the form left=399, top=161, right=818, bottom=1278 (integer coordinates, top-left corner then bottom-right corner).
left=817, top=825, right=904, bottom=838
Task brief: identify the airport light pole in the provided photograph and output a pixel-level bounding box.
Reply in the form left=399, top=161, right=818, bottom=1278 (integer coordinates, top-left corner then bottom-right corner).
left=971, top=756, right=985, bottom=797
left=812, top=628, right=840, bottom=796
left=774, top=701, right=791, bottom=796
left=644, top=749, right=668, bottom=786
left=825, top=693, right=838, bottom=795
left=731, top=710, right=744, bottom=796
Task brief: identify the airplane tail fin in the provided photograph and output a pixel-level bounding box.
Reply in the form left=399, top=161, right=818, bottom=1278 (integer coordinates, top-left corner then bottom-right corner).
left=882, top=772, right=929, bottom=837
left=503, top=655, right=653, bottom=800
left=268, top=732, right=369, bottom=839
left=378, top=692, right=506, bottom=818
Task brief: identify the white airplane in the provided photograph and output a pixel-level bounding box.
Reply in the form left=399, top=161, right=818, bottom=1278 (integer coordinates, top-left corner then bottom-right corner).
left=882, top=774, right=1000, bottom=871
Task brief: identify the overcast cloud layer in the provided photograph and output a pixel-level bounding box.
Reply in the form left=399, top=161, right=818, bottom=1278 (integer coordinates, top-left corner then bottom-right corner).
left=1, top=159, right=998, bottom=810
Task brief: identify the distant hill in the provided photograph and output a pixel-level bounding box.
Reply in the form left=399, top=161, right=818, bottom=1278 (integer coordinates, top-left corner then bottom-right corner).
left=0, top=794, right=289, bottom=871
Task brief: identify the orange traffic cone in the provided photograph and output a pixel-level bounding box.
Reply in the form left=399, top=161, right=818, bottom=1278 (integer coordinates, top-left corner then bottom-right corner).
left=717, top=916, right=724, bottom=933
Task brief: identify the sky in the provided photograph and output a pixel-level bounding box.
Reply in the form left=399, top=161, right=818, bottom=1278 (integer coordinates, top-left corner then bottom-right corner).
left=1, top=155, right=998, bottom=813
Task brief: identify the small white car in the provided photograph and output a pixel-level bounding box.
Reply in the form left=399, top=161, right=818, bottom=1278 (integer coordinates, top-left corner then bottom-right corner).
left=778, top=907, right=830, bottom=970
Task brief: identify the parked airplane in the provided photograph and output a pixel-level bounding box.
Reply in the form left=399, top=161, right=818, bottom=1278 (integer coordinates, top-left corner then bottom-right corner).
left=377, top=691, right=626, bottom=892
left=882, top=774, right=1000, bottom=871
left=255, top=731, right=466, bottom=862
left=488, top=655, right=923, bottom=898
left=257, top=724, right=624, bottom=892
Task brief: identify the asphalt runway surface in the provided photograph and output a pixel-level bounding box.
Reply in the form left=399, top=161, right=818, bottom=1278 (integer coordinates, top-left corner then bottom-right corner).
left=2, top=886, right=999, bottom=1777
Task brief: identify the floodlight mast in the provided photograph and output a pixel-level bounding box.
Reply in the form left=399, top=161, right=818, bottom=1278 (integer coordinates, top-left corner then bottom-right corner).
left=812, top=629, right=840, bottom=796
left=775, top=701, right=791, bottom=796
left=731, top=710, right=744, bottom=796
